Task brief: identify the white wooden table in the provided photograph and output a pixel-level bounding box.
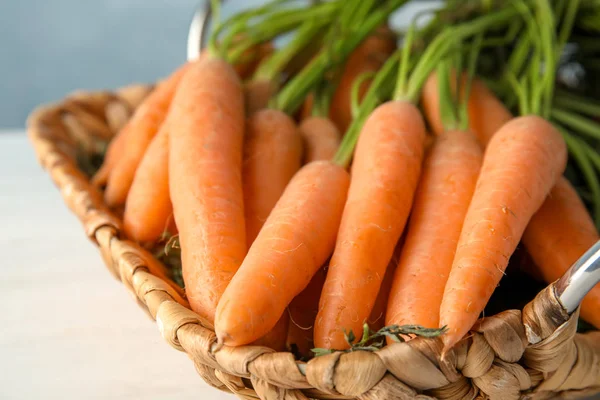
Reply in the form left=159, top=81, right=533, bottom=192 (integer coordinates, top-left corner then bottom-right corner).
left=0, top=131, right=235, bottom=399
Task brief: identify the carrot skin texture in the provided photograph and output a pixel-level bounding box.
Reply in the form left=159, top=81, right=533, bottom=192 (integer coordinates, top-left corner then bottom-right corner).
left=368, top=243, right=401, bottom=331
left=104, top=62, right=191, bottom=207
left=215, top=161, right=350, bottom=346
left=523, top=177, right=600, bottom=329
left=420, top=73, right=446, bottom=138
left=245, top=80, right=275, bottom=115
left=386, top=130, right=483, bottom=329
left=287, top=266, right=328, bottom=358
left=243, top=110, right=302, bottom=349
left=462, top=79, right=599, bottom=327
left=169, top=57, right=246, bottom=323
left=466, top=79, right=513, bottom=147
left=251, top=314, right=290, bottom=351
left=243, top=109, right=303, bottom=246
left=298, top=117, right=341, bottom=163
left=428, top=75, right=598, bottom=329
left=329, top=26, right=396, bottom=132
left=315, top=101, right=426, bottom=350
left=440, top=116, right=567, bottom=350
left=123, top=124, right=172, bottom=244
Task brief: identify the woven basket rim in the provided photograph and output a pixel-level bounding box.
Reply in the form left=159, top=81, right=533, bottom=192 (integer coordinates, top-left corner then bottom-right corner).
left=26, top=85, right=600, bottom=400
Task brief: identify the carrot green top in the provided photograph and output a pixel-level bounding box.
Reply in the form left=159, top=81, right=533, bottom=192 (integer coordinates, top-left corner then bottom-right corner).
left=333, top=4, right=523, bottom=167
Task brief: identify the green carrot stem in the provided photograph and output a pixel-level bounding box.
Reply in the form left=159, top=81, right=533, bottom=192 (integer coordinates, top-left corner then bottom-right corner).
left=458, top=33, right=482, bottom=131
left=253, top=21, right=325, bottom=83
left=273, top=0, right=408, bottom=114
left=551, top=108, right=600, bottom=140
left=207, top=0, right=222, bottom=57
left=534, top=0, right=556, bottom=118
left=554, top=92, right=600, bottom=118
left=437, top=59, right=459, bottom=131
left=227, top=2, right=339, bottom=64
left=350, top=72, right=377, bottom=120
left=507, top=33, right=531, bottom=78
left=557, top=0, right=580, bottom=54
left=333, top=52, right=401, bottom=167
left=557, top=127, right=600, bottom=226
left=506, top=71, right=528, bottom=115
left=393, top=20, right=417, bottom=101
left=404, top=5, right=520, bottom=103
left=212, top=0, right=295, bottom=60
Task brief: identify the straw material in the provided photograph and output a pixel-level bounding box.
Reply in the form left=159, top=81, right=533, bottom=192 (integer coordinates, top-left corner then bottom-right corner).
left=27, top=87, right=600, bottom=400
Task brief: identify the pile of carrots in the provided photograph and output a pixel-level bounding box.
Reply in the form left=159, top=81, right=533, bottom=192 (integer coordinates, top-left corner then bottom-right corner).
left=92, top=0, right=600, bottom=357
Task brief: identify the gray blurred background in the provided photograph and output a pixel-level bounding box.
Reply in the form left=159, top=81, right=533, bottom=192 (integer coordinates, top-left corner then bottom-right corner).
left=0, top=0, right=435, bottom=129
left=0, top=0, right=266, bottom=129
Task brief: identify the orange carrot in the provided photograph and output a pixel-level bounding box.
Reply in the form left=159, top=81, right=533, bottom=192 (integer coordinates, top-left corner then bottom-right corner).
left=215, top=161, right=350, bottom=346
left=169, top=57, right=246, bottom=323
left=368, top=241, right=402, bottom=331
left=386, top=130, right=482, bottom=329
left=314, top=101, right=426, bottom=350
left=421, top=72, right=512, bottom=147
left=329, top=25, right=396, bottom=132
left=523, top=177, right=600, bottom=329
left=287, top=266, right=328, bottom=358
left=298, top=93, right=315, bottom=122
left=243, top=109, right=303, bottom=249
left=466, top=79, right=513, bottom=147
left=440, top=115, right=567, bottom=350
left=251, top=314, right=290, bottom=351
left=451, top=76, right=600, bottom=328
left=103, top=62, right=191, bottom=207
left=233, top=41, right=274, bottom=80
left=245, top=80, right=276, bottom=116
left=92, top=128, right=127, bottom=187
left=123, top=124, right=172, bottom=244
left=298, top=117, right=341, bottom=163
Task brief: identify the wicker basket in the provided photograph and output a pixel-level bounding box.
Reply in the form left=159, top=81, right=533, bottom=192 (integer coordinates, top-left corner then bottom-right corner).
left=27, top=86, right=600, bottom=400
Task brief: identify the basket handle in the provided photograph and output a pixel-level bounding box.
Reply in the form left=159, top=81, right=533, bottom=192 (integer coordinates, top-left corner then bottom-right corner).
left=187, top=0, right=216, bottom=61
left=555, top=239, right=600, bottom=313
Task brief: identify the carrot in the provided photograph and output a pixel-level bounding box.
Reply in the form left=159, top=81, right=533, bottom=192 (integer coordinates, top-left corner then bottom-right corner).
left=329, top=25, right=396, bottom=132
left=169, top=56, right=246, bottom=323
left=386, top=130, right=482, bottom=330
left=466, top=78, right=514, bottom=146
left=123, top=124, right=172, bottom=244
left=298, top=93, right=315, bottom=122
left=215, top=161, right=350, bottom=346
left=251, top=314, right=290, bottom=351
left=314, top=101, right=426, bottom=350
left=103, top=62, right=191, bottom=207
left=421, top=72, right=512, bottom=148
left=91, top=128, right=127, bottom=187
left=444, top=76, right=600, bottom=328
left=439, top=115, right=567, bottom=350
left=287, top=266, right=328, bottom=358
left=368, top=241, right=402, bottom=331
left=243, top=109, right=303, bottom=249
left=233, top=41, right=274, bottom=80
left=245, top=80, right=276, bottom=116
left=214, top=1, right=402, bottom=348
left=298, top=117, right=341, bottom=163
left=523, top=177, right=600, bottom=328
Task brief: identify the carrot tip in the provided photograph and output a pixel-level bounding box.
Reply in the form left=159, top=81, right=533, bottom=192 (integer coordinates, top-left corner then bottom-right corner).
left=441, top=333, right=457, bottom=356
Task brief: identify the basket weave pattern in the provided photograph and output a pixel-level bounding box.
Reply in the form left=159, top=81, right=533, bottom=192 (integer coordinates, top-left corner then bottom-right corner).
left=27, top=87, right=600, bottom=400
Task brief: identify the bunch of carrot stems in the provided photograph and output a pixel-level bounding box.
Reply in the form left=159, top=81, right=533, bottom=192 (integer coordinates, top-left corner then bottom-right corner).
left=90, top=0, right=600, bottom=358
